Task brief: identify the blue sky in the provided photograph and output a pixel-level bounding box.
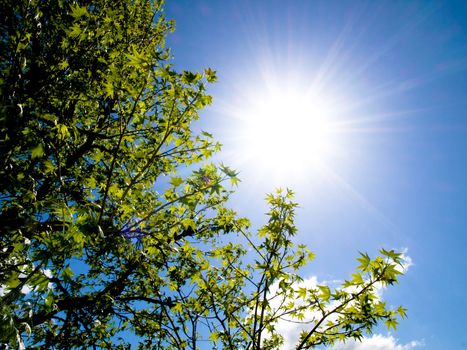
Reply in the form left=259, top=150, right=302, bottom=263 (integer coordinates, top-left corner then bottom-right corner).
left=165, top=1, right=467, bottom=349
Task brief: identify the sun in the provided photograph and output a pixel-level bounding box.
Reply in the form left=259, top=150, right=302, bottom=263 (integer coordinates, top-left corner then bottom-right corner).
left=244, top=87, right=332, bottom=163
left=233, top=80, right=341, bottom=182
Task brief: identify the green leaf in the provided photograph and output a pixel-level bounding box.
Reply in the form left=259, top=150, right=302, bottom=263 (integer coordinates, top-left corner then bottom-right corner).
left=385, top=318, right=399, bottom=330
left=31, top=144, right=44, bottom=159
left=357, top=252, right=371, bottom=271
left=170, top=176, right=184, bottom=187
left=351, top=273, right=363, bottom=285
left=397, top=306, right=408, bottom=318
left=44, top=293, right=54, bottom=309
left=70, top=4, right=88, bottom=18
left=182, top=71, right=201, bottom=84
left=204, top=68, right=217, bottom=83
left=61, top=266, right=74, bottom=281
left=297, top=287, right=307, bottom=299
left=171, top=302, right=183, bottom=313
left=318, top=285, right=331, bottom=302
left=57, top=124, right=70, bottom=139
left=209, top=331, right=219, bottom=342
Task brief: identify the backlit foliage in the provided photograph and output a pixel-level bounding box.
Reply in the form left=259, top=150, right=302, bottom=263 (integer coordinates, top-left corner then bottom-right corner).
left=0, top=1, right=406, bottom=348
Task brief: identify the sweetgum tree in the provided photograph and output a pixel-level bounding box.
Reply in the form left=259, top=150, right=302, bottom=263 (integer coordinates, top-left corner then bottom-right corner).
left=0, top=0, right=407, bottom=348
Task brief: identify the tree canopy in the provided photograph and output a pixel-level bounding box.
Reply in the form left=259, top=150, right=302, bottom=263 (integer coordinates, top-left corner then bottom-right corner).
left=0, top=0, right=406, bottom=349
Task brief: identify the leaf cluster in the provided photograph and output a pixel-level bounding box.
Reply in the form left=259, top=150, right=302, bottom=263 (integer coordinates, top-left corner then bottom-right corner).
left=0, top=0, right=232, bottom=348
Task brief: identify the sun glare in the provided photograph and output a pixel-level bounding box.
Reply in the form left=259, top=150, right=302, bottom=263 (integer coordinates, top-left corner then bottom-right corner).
left=244, top=88, right=331, bottom=163
left=234, top=81, right=342, bottom=182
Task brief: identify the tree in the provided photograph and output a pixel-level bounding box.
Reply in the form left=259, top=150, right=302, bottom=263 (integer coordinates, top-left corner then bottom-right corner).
left=0, top=0, right=406, bottom=349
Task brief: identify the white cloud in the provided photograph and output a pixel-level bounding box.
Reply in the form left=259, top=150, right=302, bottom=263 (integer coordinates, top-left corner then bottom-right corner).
left=397, top=249, right=413, bottom=274
left=265, top=250, right=415, bottom=350
left=330, top=334, right=424, bottom=350
left=267, top=276, right=325, bottom=349
left=21, top=284, right=32, bottom=294
left=375, top=249, right=413, bottom=299
left=269, top=276, right=325, bottom=349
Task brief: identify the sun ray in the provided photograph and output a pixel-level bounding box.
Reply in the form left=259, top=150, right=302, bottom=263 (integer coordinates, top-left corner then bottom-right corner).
left=206, top=1, right=440, bottom=191
left=319, top=165, right=398, bottom=235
